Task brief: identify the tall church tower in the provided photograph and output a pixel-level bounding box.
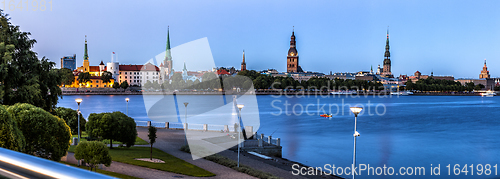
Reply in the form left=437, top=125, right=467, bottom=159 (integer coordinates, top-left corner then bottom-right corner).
left=83, top=35, right=90, bottom=73
left=480, top=59, right=490, bottom=79
left=382, top=29, right=392, bottom=77
left=287, top=28, right=299, bottom=73
left=241, top=50, right=247, bottom=71
left=164, top=27, right=173, bottom=78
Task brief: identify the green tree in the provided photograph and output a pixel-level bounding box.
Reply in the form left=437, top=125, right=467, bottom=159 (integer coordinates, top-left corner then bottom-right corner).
left=465, top=82, right=475, bottom=92
left=474, top=84, right=485, bottom=91
left=57, top=68, right=75, bottom=86
left=120, top=81, right=129, bottom=91
left=54, top=107, right=86, bottom=135
left=0, top=12, right=63, bottom=112
left=86, top=112, right=137, bottom=149
left=100, top=71, right=113, bottom=84
left=74, top=141, right=112, bottom=171
left=148, top=126, right=157, bottom=160
left=78, top=72, right=91, bottom=85
left=113, top=81, right=120, bottom=91
left=0, top=104, right=25, bottom=152
left=143, top=80, right=153, bottom=89
left=7, top=103, right=71, bottom=161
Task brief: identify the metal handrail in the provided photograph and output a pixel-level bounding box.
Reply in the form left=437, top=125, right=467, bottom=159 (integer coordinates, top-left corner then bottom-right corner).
left=0, top=147, right=115, bottom=179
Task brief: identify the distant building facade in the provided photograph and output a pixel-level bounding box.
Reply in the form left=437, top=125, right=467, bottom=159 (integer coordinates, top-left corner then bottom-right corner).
left=408, top=71, right=454, bottom=81
left=61, top=54, right=76, bottom=70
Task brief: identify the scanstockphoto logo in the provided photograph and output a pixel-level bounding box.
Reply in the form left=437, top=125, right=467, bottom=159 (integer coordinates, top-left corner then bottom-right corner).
left=139, top=37, right=260, bottom=160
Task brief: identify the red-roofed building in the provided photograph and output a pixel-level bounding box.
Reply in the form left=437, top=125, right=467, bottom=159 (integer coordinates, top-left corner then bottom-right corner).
left=118, top=62, right=160, bottom=86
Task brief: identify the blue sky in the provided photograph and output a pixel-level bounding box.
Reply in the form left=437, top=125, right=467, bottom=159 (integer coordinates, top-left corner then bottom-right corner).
left=5, top=0, right=500, bottom=78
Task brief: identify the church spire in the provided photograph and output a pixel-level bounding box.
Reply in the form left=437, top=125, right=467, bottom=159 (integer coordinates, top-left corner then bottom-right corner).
left=241, top=50, right=247, bottom=71
left=183, top=61, right=187, bottom=71
left=385, top=27, right=390, bottom=57
left=165, top=26, right=172, bottom=61
left=84, top=35, right=88, bottom=61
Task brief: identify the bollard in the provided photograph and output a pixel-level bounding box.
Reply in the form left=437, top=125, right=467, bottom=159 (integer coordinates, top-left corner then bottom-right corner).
left=73, top=137, right=78, bottom=146
left=147, top=121, right=151, bottom=127
left=268, top=135, right=272, bottom=144
left=203, top=124, right=208, bottom=131
left=277, top=138, right=281, bottom=146
left=165, top=122, right=169, bottom=129
left=254, top=132, right=258, bottom=139
left=224, top=125, right=229, bottom=132
left=245, top=126, right=253, bottom=139
left=183, top=123, right=188, bottom=130
left=258, top=138, right=263, bottom=147
left=261, top=134, right=264, bottom=140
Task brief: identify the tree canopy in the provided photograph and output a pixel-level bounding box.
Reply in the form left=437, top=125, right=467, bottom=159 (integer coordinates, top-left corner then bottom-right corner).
left=7, top=103, right=71, bottom=161
left=54, top=107, right=86, bottom=135
left=86, top=111, right=137, bottom=148
left=78, top=72, right=91, bottom=85
left=74, top=141, right=112, bottom=171
left=100, top=71, right=113, bottom=84
left=0, top=12, right=62, bottom=112
left=0, top=104, right=25, bottom=152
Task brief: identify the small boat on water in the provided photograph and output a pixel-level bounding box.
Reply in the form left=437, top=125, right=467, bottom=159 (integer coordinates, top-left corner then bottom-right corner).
left=480, top=90, right=496, bottom=97
left=330, top=91, right=357, bottom=95
left=390, top=91, right=414, bottom=96
left=320, top=114, right=332, bottom=118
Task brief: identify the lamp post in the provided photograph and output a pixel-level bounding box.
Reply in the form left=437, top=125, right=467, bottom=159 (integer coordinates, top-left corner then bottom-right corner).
left=75, top=98, right=82, bottom=166
left=183, top=102, right=189, bottom=126
left=183, top=102, right=189, bottom=145
left=350, top=107, right=362, bottom=179
left=236, top=104, right=244, bottom=168
left=125, top=98, right=130, bottom=115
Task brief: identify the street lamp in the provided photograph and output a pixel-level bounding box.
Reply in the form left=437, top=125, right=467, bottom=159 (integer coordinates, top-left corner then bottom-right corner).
left=350, top=107, right=362, bottom=179
left=183, top=102, right=189, bottom=145
left=125, top=98, right=130, bottom=115
left=183, top=102, right=189, bottom=126
left=75, top=98, right=82, bottom=166
left=236, top=104, right=244, bottom=168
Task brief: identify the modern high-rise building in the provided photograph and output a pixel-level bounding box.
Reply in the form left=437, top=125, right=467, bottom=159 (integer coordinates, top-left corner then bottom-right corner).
left=60, top=54, right=76, bottom=70
left=381, top=29, right=392, bottom=77
left=287, top=29, right=302, bottom=73
left=480, top=59, right=490, bottom=79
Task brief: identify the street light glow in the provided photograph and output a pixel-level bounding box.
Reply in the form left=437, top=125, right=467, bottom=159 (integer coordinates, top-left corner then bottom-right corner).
left=125, top=98, right=129, bottom=102
left=75, top=98, right=82, bottom=104
left=350, top=107, right=363, bottom=115
left=237, top=104, right=245, bottom=110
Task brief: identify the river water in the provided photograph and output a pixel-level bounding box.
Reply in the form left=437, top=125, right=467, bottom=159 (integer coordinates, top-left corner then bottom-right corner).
left=58, top=94, right=500, bottom=179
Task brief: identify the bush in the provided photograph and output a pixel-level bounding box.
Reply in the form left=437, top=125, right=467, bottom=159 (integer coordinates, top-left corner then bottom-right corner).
left=74, top=141, right=112, bottom=171
left=7, top=103, right=71, bottom=161
left=54, top=107, right=86, bottom=134
left=86, top=111, right=137, bottom=148
left=0, top=105, right=25, bottom=151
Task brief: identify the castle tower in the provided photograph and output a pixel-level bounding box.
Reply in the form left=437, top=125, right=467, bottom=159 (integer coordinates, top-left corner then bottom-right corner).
left=382, top=29, right=392, bottom=77
left=480, top=59, right=491, bottom=79
left=83, top=35, right=89, bottom=72
left=241, top=50, right=246, bottom=71
left=287, top=28, right=299, bottom=73
left=99, top=60, right=105, bottom=73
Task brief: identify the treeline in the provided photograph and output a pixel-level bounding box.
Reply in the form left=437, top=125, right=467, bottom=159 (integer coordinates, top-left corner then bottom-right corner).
left=404, top=77, right=483, bottom=92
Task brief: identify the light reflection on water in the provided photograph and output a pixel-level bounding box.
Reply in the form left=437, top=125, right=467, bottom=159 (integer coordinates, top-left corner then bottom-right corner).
left=59, top=95, right=500, bottom=179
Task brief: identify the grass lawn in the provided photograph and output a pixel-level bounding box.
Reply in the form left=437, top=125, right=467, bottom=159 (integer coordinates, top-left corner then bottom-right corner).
left=107, top=147, right=215, bottom=177
left=59, top=161, right=141, bottom=179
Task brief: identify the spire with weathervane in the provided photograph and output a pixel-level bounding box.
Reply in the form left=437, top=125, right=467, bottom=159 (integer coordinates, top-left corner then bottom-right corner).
left=83, top=35, right=90, bottom=72
left=382, top=27, right=392, bottom=77
left=164, top=26, right=173, bottom=78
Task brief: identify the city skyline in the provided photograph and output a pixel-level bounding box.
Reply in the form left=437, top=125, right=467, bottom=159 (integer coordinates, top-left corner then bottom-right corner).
left=5, top=0, right=500, bottom=78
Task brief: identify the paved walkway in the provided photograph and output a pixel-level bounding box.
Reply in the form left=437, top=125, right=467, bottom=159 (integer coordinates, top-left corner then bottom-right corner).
left=136, top=128, right=342, bottom=179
